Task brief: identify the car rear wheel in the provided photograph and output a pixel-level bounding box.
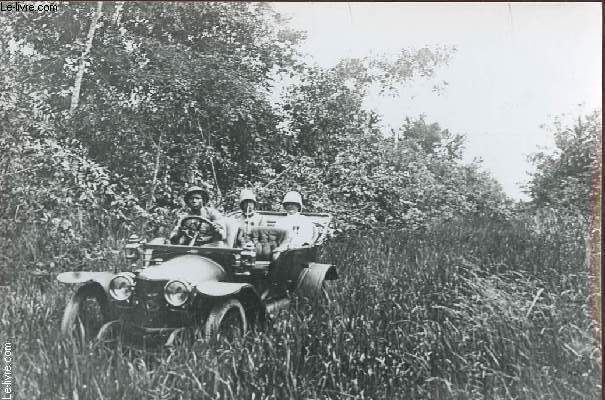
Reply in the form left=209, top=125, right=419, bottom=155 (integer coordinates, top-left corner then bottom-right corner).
left=61, top=284, right=110, bottom=349
left=296, top=267, right=331, bottom=301
left=205, top=298, right=247, bottom=340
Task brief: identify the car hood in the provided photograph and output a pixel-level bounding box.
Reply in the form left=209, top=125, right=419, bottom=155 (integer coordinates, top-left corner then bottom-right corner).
left=137, top=254, right=226, bottom=283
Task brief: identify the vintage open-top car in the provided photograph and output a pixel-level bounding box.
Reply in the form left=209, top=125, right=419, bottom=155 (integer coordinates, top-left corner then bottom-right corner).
left=57, top=211, right=337, bottom=346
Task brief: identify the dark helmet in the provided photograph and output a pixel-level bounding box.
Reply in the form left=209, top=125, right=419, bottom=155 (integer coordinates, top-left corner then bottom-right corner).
left=184, top=184, right=210, bottom=203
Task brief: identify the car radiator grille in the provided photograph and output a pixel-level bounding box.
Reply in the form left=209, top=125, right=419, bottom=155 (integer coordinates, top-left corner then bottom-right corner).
left=135, top=279, right=166, bottom=312
left=127, top=278, right=192, bottom=329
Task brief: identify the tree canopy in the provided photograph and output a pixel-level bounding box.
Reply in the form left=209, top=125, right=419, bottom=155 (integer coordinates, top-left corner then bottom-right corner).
left=526, top=110, right=601, bottom=216
left=1, top=2, right=513, bottom=238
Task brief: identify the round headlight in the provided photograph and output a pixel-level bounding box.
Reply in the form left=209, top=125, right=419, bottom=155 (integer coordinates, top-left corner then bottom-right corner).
left=109, top=274, right=135, bottom=301
left=164, top=280, right=191, bottom=307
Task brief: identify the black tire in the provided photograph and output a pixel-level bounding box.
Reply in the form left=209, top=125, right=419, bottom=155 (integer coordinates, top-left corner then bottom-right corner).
left=204, top=298, right=247, bottom=340
left=61, top=284, right=110, bottom=348
left=296, top=268, right=327, bottom=301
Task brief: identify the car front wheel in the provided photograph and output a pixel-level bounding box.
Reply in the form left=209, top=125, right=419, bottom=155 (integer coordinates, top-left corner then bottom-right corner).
left=204, top=298, right=247, bottom=340
left=61, top=284, right=110, bottom=349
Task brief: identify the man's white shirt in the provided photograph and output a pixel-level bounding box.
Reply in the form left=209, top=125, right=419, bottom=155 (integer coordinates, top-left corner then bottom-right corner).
left=274, top=213, right=315, bottom=248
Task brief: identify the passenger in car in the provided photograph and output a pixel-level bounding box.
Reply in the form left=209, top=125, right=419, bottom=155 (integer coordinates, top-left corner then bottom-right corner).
left=274, top=191, right=315, bottom=249
left=234, top=189, right=265, bottom=234
left=169, top=184, right=226, bottom=245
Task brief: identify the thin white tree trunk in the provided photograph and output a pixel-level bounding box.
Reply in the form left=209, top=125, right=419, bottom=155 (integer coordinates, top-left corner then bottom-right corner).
left=146, top=132, right=164, bottom=211
left=196, top=120, right=223, bottom=206
left=70, top=1, right=103, bottom=114
left=113, top=1, right=124, bottom=26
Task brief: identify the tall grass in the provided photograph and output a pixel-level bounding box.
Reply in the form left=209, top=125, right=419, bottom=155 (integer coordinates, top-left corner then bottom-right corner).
left=1, top=213, right=600, bottom=399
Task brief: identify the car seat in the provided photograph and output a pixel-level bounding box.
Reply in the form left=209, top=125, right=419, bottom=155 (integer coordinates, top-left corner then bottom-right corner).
left=234, top=227, right=289, bottom=261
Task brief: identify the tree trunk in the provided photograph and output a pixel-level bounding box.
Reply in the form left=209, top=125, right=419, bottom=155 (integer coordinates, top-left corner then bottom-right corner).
left=196, top=120, right=222, bottom=206
left=70, top=1, right=103, bottom=114
left=146, top=131, right=164, bottom=211
left=113, top=1, right=124, bottom=26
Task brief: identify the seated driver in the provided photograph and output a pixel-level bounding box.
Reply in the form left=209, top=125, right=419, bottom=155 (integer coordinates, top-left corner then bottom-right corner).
left=169, top=185, right=226, bottom=245
left=274, top=191, right=315, bottom=249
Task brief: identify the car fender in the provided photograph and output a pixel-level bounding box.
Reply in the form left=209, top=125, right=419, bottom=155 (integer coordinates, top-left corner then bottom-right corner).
left=295, top=262, right=337, bottom=298
left=193, top=281, right=255, bottom=298
left=56, top=271, right=116, bottom=292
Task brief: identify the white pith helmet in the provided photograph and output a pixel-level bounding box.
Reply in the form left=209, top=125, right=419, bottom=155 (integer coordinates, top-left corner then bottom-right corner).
left=239, top=189, right=257, bottom=206
left=282, top=191, right=303, bottom=211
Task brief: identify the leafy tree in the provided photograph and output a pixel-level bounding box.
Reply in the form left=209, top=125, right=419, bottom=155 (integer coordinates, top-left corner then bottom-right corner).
left=0, top=2, right=511, bottom=244
left=526, top=110, right=601, bottom=215
left=2, top=2, right=304, bottom=211
left=270, top=61, right=511, bottom=230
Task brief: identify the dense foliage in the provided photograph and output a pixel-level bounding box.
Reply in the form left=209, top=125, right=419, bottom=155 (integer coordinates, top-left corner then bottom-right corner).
left=1, top=2, right=304, bottom=217
left=0, top=2, right=512, bottom=239
left=526, top=110, right=601, bottom=216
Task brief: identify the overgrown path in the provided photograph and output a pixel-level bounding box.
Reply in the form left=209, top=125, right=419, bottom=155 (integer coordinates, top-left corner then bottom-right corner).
left=2, top=216, right=599, bottom=399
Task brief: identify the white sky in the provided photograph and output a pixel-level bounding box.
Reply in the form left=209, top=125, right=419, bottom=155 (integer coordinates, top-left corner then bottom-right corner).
left=271, top=2, right=602, bottom=200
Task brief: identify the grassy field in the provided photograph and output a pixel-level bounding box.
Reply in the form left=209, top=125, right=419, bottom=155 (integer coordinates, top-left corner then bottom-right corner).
left=1, top=214, right=600, bottom=399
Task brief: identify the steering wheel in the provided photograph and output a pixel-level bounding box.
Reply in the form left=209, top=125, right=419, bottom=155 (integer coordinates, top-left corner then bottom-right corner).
left=178, top=216, right=219, bottom=246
